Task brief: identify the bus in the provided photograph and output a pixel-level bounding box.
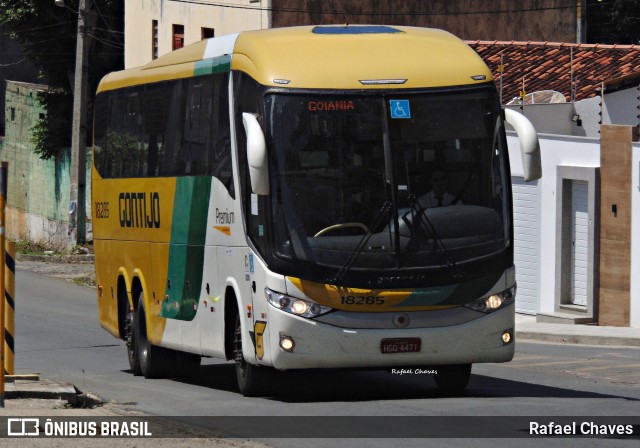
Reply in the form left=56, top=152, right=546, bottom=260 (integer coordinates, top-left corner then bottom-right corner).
left=92, top=25, right=541, bottom=397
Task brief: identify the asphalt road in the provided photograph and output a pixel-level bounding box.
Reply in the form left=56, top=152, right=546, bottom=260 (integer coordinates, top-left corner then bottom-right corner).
left=13, top=267, right=640, bottom=447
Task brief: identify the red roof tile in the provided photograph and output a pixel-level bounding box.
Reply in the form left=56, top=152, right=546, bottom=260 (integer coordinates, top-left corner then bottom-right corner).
left=466, top=40, right=640, bottom=103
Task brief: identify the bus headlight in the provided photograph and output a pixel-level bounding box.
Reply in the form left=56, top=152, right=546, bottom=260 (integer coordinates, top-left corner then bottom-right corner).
left=265, top=288, right=333, bottom=318
left=464, top=285, right=516, bottom=313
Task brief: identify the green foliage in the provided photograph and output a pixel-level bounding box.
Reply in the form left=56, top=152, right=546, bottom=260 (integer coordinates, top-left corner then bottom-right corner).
left=15, top=239, right=57, bottom=255
left=0, top=0, right=124, bottom=158
left=30, top=90, right=73, bottom=159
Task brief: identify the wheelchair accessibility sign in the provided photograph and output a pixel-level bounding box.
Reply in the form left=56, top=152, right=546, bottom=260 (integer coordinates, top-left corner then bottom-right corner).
left=390, top=100, right=411, bottom=119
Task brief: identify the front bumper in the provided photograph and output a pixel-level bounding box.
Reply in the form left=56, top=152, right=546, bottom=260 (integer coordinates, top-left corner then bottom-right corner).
left=267, top=303, right=515, bottom=370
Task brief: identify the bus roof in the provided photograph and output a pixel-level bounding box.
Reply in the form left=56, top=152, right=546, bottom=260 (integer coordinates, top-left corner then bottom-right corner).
left=98, top=25, right=493, bottom=92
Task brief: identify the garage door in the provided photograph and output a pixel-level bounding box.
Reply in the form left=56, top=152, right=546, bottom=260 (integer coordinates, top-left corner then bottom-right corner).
left=511, top=177, right=541, bottom=315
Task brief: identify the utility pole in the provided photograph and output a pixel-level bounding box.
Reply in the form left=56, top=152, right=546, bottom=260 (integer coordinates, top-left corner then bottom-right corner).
left=56, top=0, right=89, bottom=249
left=576, top=0, right=586, bottom=43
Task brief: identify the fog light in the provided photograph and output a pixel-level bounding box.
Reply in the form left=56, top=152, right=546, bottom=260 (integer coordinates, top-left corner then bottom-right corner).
left=502, top=331, right=512, bottom=344
left=280, top=336, right=295, bottom=352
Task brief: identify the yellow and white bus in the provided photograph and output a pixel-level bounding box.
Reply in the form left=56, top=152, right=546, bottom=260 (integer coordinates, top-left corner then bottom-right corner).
left=92, top=25, right=540, bottom=396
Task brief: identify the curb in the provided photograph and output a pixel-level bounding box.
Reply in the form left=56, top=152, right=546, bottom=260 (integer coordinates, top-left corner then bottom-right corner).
left=516, top=330, right=640, bottom=347
left=5, top=377, right=105, bottom=407
left=5, top=378, right=78, bottom=403
left=16, top=253, right=94, bottom=264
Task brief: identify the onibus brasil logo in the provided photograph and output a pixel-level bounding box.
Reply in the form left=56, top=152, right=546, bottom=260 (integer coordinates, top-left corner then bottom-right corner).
left=6, top=418, right=152, bottom=437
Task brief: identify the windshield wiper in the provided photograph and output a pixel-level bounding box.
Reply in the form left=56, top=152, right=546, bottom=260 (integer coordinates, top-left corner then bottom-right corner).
left=408, top=196, right=462, bottom=278
left=331, top=201, right=392, bottom=283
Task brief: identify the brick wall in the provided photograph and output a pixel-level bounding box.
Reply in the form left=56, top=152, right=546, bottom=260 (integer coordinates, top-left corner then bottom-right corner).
left=270, top=0, right=578, bottom=42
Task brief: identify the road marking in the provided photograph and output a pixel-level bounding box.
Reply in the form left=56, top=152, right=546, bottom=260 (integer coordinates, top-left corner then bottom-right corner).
left=570, top=363, right=640, bottom=373
left=504, top=359, right=604, bottom=368
left=512, top=355, right=549, bottom=360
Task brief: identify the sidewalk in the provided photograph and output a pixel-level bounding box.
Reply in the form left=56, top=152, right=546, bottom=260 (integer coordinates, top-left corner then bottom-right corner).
left=516, top=313, right=640, bottom=347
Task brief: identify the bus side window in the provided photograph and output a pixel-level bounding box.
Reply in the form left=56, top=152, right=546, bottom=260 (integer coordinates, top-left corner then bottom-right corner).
left=96, top=73, right=233, bottom=189
left=183, top=80, right=204, bottom=175
left=93, top=93, right=109, bottom=177
left=211, top=73, right=233, bottom=196
left=143, top=83, right=171, bottom=177
left=234, top=72, right=265, bottom=254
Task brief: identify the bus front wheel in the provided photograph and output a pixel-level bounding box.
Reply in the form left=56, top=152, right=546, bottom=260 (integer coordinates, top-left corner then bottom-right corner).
left=433, top=364, right=472, bottom=395
left=233, top=313, right=266, bottom=397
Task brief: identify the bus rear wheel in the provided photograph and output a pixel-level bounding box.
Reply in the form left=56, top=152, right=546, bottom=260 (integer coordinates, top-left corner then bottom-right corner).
left=233, top=313, right=265, bottom=397
left=433, top=364, right=472, bottom=395
left=124, top=308, right=141, bottom=376
left=135, top=296, right=171, bottom=379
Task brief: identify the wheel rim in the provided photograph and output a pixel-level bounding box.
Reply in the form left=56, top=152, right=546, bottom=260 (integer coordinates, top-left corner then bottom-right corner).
left=125, top=312, right=135, bottom=362
left=137, top=305, right=150, bottom=368
left=233, top=317, right=247, bottom=380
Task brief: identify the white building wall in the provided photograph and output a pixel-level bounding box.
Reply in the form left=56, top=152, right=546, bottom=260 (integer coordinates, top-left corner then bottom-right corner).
left=125, top=0, right=270, bottom=69
left=506, top=85, right=639, bottom=140
left=506, top=104, right=585, bottom=137
left=574, top=96, right=602, bottom=138
left=507, top=132, right=601, bottom=317
left=602, top=87, right=640, bottom=128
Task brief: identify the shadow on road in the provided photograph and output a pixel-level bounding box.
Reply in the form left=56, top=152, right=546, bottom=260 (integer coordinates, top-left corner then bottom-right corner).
left=169, top=362, right=640, bottom=404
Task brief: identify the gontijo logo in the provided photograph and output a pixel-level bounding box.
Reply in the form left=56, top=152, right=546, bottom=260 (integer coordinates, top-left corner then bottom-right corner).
left=118, top=192, right=161, bottom=229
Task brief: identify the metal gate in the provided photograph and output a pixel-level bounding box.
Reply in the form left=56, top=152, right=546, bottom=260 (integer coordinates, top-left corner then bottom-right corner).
left=511, top=177, right=541, bottom=314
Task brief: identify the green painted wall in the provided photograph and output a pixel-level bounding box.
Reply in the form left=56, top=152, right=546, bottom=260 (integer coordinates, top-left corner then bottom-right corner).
left=1, top=80, right=92, bottom=249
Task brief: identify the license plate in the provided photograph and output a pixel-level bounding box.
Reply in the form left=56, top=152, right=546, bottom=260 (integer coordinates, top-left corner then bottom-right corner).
left=380, top=338, right=421, bottom=354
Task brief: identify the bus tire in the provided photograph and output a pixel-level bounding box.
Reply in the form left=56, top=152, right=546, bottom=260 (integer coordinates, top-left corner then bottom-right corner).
left=135, top=296, right=170, bottom=379
left=233, top=313, right=265, bottom=397
left=433, top=364, right=472, bottom=396
left=124, top=308, right=141, bottom=376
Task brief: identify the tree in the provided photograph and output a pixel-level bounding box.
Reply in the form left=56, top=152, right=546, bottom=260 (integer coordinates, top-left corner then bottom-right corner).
left=0, top=0, right=123, bottom=158
left=587, top=0, right=640, bottom=44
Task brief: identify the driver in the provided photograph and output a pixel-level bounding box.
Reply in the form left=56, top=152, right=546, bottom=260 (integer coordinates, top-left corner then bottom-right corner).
left=419, top=170, right=461, bottom=207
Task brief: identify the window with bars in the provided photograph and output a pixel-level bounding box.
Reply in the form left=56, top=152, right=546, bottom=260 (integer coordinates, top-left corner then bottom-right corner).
left=152, top=20, right=158, bottom=59
left=173, top=24, right=185, bottom=51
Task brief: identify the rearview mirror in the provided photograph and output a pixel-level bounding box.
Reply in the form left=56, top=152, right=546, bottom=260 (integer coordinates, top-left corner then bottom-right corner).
left=504, top=108, right=542, bottom=181
left=242, top=113, right=269, bottom=195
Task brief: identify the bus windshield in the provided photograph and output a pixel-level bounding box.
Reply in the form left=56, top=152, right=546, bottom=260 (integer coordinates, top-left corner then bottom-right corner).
left=265, top=88, right=510, bottom=280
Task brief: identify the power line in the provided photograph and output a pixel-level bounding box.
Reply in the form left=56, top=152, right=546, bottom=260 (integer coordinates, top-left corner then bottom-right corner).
left=0, top=58, right=26, bottom=67
left=93, top=1, right=123, bottom=44
left=0, top=21, right=75, bottom=36
left=168, top=0, right=581, bottom=17
left=87, top=32, right=124, bottom=49
left=1, top=6, right=123, bottom=45
left=7, top=33, right=72, bottom=47
left=93, top=27, right=124, bottom=35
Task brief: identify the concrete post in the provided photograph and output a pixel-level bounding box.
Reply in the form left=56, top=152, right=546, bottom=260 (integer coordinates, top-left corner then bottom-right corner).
left=69, top=0, right=89, bottom=249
